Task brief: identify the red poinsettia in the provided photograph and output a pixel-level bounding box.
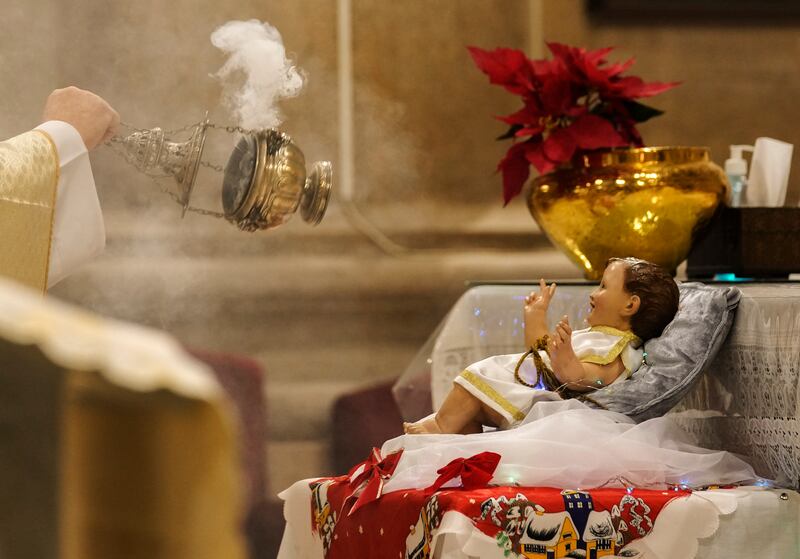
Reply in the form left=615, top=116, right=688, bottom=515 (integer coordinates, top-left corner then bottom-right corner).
left=469, top=43, right=679, bottom=204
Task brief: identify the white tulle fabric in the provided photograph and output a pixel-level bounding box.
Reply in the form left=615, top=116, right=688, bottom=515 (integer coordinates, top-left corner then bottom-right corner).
left=381, top=399, right=758, bottom=493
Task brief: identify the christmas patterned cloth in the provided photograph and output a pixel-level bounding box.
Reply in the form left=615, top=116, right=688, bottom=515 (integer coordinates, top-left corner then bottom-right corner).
left=310, top=476, right=688, bottom=559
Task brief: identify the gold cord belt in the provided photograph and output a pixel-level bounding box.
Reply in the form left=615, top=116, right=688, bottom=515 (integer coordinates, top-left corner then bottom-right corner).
left=514, top=335, right=607, bottom=408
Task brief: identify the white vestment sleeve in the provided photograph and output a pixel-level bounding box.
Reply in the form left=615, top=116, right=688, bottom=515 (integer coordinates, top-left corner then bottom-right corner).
left=35, top=121, right=105, bottom=287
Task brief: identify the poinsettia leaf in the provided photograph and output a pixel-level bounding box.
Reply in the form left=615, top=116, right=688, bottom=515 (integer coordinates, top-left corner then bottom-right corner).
left=515, top=126, right=544, bottom=138
left=530, top=58, right=558, bottom=81
left=498, top=142, right=531, bottom=205
left=636, top=79, right=681, bottom=98
left=540, top=78, right=575, bottom=114
left=524, top=142, right=555, bottom=175
left=605, top=57, right=635, bottom=78
left=496, top=125, right=522, bottom=140
left=611, top=76, right=681, bottom=99
left=584, top=45, right=615, bottom=67
left=570, top=114, right=627, bottom=149
left=566, top=105, right=589, bottom=118
left=545, top=42, right=584, bottom=82
left=621, top=100, right=664, bottom=123
left=496, top=102, right=543, bottom=126
left=467, top=46, right=532, bottom=95
left=542, top=127, right=577, bottom=164
left=617, top=117, right=644, bottom=146
left=545, top=42, right=571, bottom=60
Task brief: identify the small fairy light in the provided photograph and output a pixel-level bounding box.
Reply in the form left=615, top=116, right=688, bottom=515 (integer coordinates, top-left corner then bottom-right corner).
left=626, top=486, right=633, bottom=494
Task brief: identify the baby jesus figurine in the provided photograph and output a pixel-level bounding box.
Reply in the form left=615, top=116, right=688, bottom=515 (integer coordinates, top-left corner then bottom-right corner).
left=404, top=257, right=679, bottom=435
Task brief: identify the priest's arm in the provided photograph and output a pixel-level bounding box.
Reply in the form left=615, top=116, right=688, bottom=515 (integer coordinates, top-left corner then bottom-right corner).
left=0, top=87, right=119, bottom=291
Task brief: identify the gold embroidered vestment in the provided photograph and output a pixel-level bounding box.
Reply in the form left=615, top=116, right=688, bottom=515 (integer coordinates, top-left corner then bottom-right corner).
left=0, top=130, right=59, bottom=291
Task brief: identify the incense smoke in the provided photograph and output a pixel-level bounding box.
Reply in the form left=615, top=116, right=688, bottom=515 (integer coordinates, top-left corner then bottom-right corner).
left=211, top=19, right=306, bottom=130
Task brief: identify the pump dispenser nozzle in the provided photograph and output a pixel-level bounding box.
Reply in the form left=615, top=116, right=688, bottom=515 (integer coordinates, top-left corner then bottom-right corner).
left=725, top=144, right=753, bottom=207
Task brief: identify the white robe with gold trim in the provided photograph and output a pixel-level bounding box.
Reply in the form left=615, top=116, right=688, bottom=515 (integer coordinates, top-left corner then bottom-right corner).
left=453, top=326, right=643, bottom=427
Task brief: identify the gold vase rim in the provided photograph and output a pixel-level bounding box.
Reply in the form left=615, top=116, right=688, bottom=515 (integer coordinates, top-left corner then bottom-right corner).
left=573, top=146, right=711, bottom=168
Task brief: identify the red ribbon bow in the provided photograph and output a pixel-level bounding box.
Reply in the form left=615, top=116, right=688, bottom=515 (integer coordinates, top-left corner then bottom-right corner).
left=423, top=451, right=501, bottom=496
left=344, top=447, right=404, bottom=515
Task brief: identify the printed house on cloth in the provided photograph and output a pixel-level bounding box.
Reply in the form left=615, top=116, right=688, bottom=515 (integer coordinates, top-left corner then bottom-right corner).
left=518, top=511, right=576, bottom=557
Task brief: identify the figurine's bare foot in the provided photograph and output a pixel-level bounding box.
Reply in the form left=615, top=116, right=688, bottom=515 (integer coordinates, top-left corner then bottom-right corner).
left=459, top=420, right=483, bottom=435
left=403, top=416, right=443, bottom=434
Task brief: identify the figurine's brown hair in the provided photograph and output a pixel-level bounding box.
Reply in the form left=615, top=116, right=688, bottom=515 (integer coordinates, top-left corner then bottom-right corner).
left=608, top=257, right=679, bottom=341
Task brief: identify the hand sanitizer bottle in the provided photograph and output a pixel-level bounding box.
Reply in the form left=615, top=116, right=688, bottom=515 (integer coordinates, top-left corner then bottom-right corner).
left=725, top=145, right=754, bottom=207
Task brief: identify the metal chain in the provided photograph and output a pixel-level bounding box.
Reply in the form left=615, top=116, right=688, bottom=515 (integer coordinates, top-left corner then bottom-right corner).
left=199, top=122, right=264, bottom=173
left=206, top=122, right=260, bottom=136
left=200, top=160, right=225, bottom=173
left=164, top=189, right=225, bottom=218
left=103, top=124, right=226, bottom=219
left=103, top=118, right=275, bottom=219
left=163, top=121, right=206, bottom=136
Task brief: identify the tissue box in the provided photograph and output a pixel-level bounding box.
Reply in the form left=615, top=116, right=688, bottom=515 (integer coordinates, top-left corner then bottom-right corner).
left=687, top=207, right=800, bottom=278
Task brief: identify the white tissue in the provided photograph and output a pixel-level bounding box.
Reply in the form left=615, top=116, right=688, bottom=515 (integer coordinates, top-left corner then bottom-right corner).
left=743, top=137, right=793, bottom=207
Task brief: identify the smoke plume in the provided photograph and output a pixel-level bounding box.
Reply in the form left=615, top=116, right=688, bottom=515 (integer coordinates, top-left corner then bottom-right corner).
left=211, top=19, right=305, bottom=130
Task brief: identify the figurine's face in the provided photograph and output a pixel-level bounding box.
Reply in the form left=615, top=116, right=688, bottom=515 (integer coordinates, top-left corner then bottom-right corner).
left=587, top=261, right=637, bottom=329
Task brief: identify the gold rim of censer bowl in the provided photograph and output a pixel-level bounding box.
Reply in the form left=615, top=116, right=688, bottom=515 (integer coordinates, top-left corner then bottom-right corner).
left=527, top=146, right=730, bottom=280
left=222, top=129, right=333, bottom=232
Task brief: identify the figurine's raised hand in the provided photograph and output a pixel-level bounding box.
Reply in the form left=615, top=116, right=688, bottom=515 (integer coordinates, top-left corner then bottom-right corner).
left=524, top=279, right=557, bottom=346
left=548, top=315, right=580, bottom=381
left=524, top=279, right=557, bottom=314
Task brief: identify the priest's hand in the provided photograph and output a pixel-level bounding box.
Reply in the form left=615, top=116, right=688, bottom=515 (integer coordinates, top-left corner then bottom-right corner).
left=41, top=86, right=120, bottom=151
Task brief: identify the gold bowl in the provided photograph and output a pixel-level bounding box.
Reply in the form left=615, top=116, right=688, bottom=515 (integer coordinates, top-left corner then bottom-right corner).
left=527, top=147, right=730, bottom=279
